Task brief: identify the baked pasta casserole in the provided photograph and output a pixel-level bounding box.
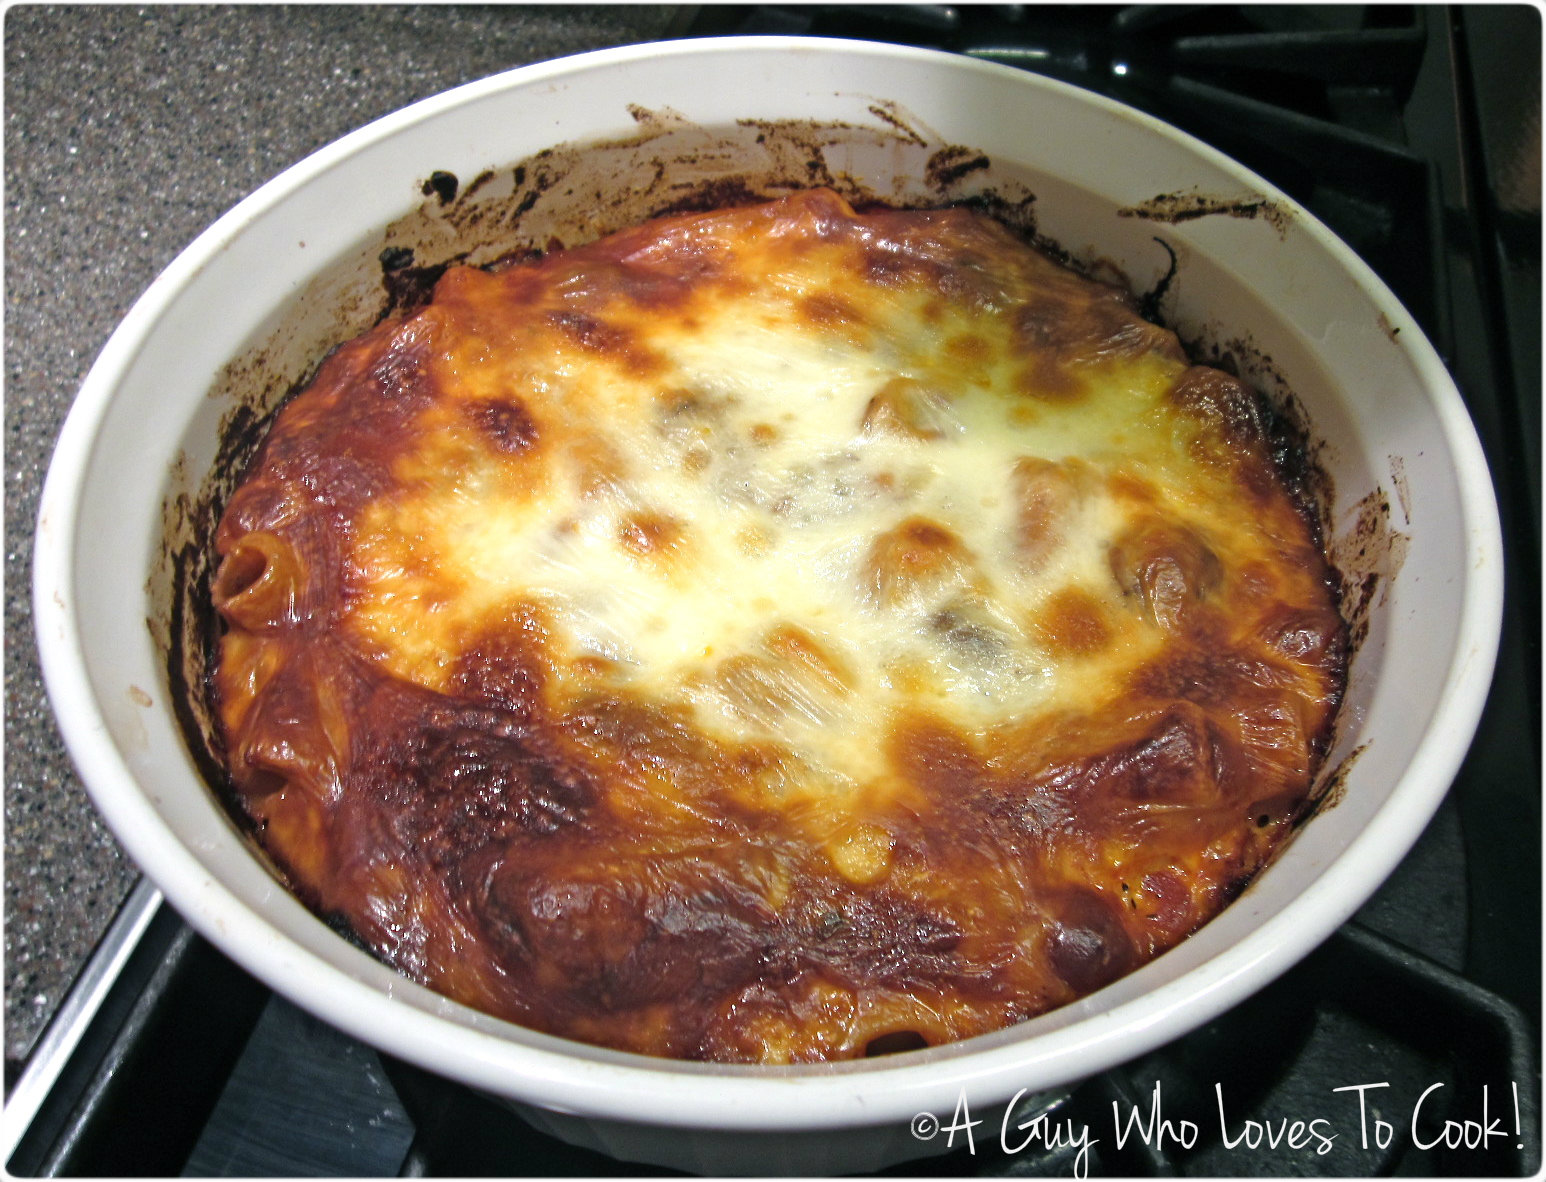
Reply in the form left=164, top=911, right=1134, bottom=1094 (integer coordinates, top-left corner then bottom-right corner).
left=211, top=188, right=1346, bottom=1062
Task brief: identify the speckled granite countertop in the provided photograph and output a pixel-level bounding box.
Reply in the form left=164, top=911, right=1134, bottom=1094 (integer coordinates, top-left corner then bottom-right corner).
left=3, top=2, right=678, bottom=1068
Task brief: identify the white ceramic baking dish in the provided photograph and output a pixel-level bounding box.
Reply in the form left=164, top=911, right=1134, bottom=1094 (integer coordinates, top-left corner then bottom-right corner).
left=33, top=37, right=1502, bottom=1175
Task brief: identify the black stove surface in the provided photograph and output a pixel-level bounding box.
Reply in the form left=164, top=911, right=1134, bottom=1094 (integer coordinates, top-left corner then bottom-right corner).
left=6, top=5, right=1538, bottom=1177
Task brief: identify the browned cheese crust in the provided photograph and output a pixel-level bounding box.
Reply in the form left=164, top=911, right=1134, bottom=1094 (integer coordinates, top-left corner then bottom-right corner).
left=211, top=189, right=1346, bottom=1062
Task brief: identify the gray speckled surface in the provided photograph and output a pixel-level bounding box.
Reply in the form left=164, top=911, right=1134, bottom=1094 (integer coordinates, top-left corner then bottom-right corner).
left=3, top=2, right=677, bottom=1066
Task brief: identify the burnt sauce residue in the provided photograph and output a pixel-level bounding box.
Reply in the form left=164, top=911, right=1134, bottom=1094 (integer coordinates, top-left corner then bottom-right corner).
left=381, top=107, right=1047, bottom=275
left=378, top=246, right=452, bottom=320
left=162, top=100, right=1365, bottom=901
left=864, top=99, right=929, bottom=147
left=1313, top=741, right=1369, bottom=810
left=420, top=169, right=459, bottom=206
left=1119, top=190, right=1291, bottom=237
left=1135, top=237, right=1180, bottom=324
left=926, top=144, right=993, bottom=189
left=1329, top=486, right=1412, bottom=653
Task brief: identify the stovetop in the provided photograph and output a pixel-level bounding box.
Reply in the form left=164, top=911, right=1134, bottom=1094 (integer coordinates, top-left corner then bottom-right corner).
left=4, top=5, right=1538, bottom=1177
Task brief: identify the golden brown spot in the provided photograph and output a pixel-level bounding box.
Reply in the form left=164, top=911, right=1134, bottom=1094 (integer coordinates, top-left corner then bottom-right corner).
left=1011, top=284, right=1182, bottom=402
left=1015, top=286, right=1183, bottom=364
left=1007, top=404, right=1042, bottom=428
left=1129, top=645, right=1286, bottom=714
left=749, top=422, right=779, bottom=445
left=885, top=656, right=933, bottom=696
left=865, top=517, right=971, bottom=605
left=465, top=395, right=538, bottom=454
left=887, top=709, right=983, bottom=803
left=254, top=786, right=333, bottom=887
left=1167, top=365, right=1265, bottom=448
left=1106, top=469, right=1160, bottom=505
left=945, top=332, right=992, bottom=366
left=707, top=650, right=839, bottom=730
left=618, top=511, right=686, bottom=558
left=799, top=291, right=869, bottom=344
left=1256, top=602, right=1346, bottom=673
left=547, top=308, right=621, bottom=351
left=1015, top=354, right=1086, bottom=402
left=547, top=308, right=663, bottom=377
left=448, top=600, right=553, bottom=710
left=860, top=376, right=959, bottom=441
left=764, top=624, right=854, bottom=693
left=569, top=436, right=629, bottom=497
left=1109, top=516, right=1222, bottom=630
left=1011, top=456, right=1092, bottom=566
left=1033, top=586, right=1112, bottom=657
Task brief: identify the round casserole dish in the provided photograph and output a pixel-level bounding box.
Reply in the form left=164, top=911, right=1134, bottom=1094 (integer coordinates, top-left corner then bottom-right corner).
left=33, top=37, right=1502, bottom=1175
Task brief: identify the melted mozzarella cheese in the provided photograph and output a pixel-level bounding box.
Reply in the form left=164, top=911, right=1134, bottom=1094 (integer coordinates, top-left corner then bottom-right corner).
left=342, top=194, right=1239, bottom=815
left=213, top=189, right=1347, bottom=1060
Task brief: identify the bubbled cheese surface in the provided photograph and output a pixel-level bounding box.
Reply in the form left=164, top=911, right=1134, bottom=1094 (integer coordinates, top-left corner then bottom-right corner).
left=212, top=190, right=1346, bottom=1062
